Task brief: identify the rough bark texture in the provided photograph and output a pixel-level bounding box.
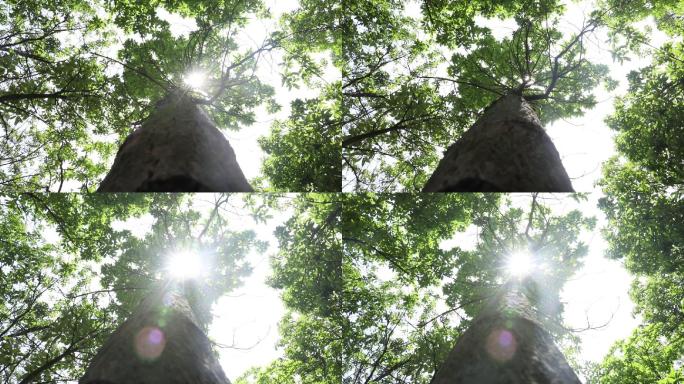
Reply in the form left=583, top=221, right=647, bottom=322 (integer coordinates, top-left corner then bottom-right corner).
left=423, top=94, right=573, bottom=192
left=80, top=282, right=231, bottom=384
left=98, top=91, right=253, bottom=192
left=431, top=279, right=581, bottom=384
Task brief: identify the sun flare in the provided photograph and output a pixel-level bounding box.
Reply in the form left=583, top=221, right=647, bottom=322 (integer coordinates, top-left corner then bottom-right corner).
left=506, top=252, right=534, bottom=277
left=167, top=251, right=202, bottom=279
left=183, top=71, right=206, bottom=90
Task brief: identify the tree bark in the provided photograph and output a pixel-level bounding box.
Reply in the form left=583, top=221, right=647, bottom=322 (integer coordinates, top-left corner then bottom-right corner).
left=430, top=279, right=580, bottom=384
left=423, top=93, right=573, bottom=192
left=98, top=90, right=253, bottom=192
left=80, top=281, right=231, bottom=384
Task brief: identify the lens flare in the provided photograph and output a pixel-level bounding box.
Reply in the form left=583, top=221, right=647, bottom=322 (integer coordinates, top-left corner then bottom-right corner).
left=167, top=251, right=202, bottom=279
left=183, top=71, right=206, bottom=90
left=485, top=329, right=517, bottom=362
left=506, top=252, right=534, bottom=277
left=134, top=326, right=166, bottom=361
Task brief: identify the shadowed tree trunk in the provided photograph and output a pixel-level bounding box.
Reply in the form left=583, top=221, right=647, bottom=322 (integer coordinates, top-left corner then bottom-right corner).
left=430, top=278, right=580, bottom=384
left=80, top=281, right=231, bottom=384
left=423, top=93, right=573, bottom=192
left=98, top=90, right=253, bottom=192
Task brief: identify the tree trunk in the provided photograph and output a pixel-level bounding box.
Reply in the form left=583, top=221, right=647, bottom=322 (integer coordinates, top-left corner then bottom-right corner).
left=423, top=93, right=573, bottom=192
left=80, top=281, right=231, bottom=384
left=430, top=279, right=580, bottom=384
left=98, top=90, right=253, bottom=192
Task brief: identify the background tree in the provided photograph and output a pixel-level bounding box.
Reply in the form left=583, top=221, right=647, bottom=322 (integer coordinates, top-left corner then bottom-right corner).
left=593, top=2, right=683, bottom=380
left=341, top=0, right=447, bottom=191
left=237, top=194, right=342, bottom=384
left=258, top=85, right=342, bottom=192
left=255, top=0, right=345, bottom=191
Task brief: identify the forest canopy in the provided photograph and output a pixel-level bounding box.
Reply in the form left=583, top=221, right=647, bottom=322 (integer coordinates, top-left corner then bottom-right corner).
left=341, top=0, right=681, bottom=192
left=0, top=193, right=341, bottom=383
left=0, top=0, right=341, bottom=192
left=1, top=0, right=683, bottom=383
left=1, top=191, right=682, bottom=383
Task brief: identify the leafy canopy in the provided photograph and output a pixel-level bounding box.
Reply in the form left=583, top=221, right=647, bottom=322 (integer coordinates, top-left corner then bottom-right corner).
left=1, top=0, right=340, bottom=192
left=342, top=0, right=614, bottom=191
left=0, top=193, right=267, bottom=383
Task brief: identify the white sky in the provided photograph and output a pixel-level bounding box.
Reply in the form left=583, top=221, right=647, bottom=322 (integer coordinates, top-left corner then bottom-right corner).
left=207, top=200, right=291, bottom=380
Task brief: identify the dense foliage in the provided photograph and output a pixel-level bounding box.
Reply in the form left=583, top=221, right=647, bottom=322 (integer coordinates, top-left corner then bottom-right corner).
left=0, top=193, right=267, bottom=383
left=258, top=85, right=342, bottom=192
left=238, top=194, right=342, bottom=384
left=0, top=0, right=338, bottom=191
left=342, top=0, right=614, bottom=191
left=592, top=1, right=683, bottom=381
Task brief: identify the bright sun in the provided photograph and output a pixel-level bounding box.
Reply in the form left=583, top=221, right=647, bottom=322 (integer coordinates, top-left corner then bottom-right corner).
left=167, top=251, right=202, bottom=279
left=506, top=252, right=534, bottom=277
left=183, top=71, right=206, bottom=90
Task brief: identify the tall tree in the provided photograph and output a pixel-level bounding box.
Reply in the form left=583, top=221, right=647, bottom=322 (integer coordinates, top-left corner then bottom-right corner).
left=97, top=90, right=254, bottom=192
left=0, top=193, right=267, bottom=382
left=90, top=1, right=275, bottom=192
left=431, top=278, right=580, bottom=383
left=342, top=1, right=613, bottom=191
left=80, top=280, right=232, bottom=384
left=422, top=93, right=573, bottom=192
left=1, top=0, right=340, bottom=192
left=340, top=193, right=595, bottom=382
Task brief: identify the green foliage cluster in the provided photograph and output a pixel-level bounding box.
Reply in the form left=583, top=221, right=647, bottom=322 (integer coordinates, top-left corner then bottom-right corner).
left=258, top=86, right=342, bottom=192
left=592, top=323, right=684, bottom=384
left=591, top=2, right=684, bottom=381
